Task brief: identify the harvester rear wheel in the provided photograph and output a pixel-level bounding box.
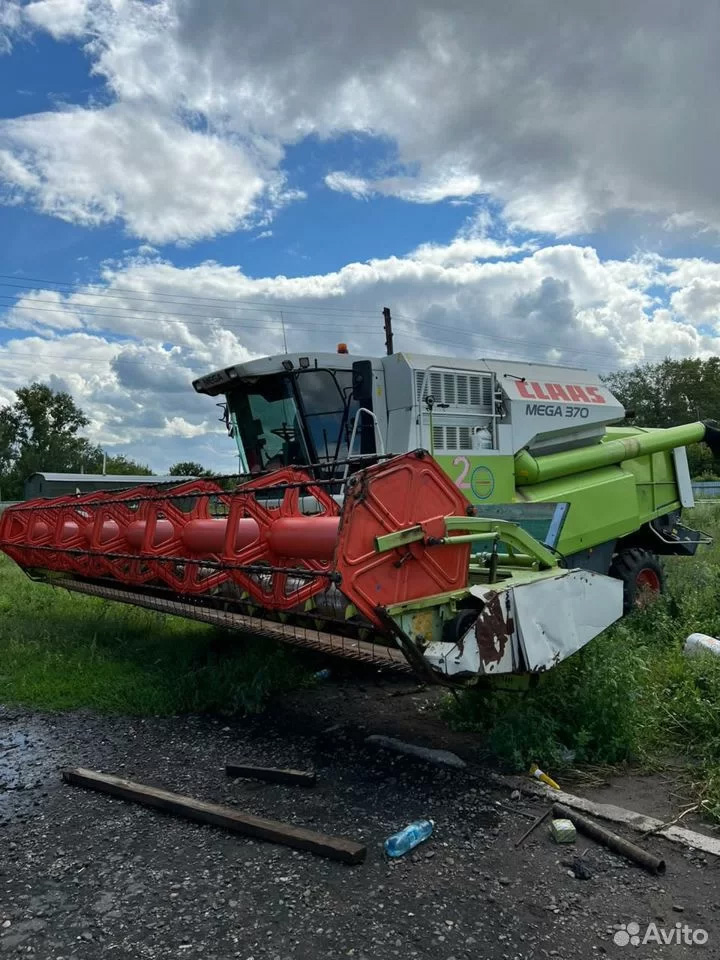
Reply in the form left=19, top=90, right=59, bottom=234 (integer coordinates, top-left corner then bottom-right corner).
left=609, top=548, right=665, bottom=614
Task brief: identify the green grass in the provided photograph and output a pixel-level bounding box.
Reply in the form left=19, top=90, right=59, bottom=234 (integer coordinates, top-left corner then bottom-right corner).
left=0, top=553, right=308, bottom=715
left=447, top=503, right=720, bottom=817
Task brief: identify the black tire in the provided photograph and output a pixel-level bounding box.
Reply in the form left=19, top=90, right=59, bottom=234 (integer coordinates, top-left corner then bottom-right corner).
left=609, top=548, right=665, bottom=614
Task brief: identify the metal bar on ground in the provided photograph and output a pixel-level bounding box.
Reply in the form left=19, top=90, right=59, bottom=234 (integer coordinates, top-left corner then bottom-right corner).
left=62, top=768, right=365, bottom=864
left=226, top=764, right=317, bottom=786
left=552, top=802, right=665, bottom=875
left=514, top=807, right=552, bottom=847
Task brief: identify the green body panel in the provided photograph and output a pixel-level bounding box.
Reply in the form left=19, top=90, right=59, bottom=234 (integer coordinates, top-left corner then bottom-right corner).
left=516, top=467, right=640, bottom=555
left=431, top=423, right=697, bottom=561
left=514, top=422, right=704, bottom=485
left=435, top=454, right=516, bottom=503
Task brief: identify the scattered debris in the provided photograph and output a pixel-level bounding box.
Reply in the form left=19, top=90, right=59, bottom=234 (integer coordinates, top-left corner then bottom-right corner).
left=320, top=723, right=345, bottom=737
left=529, top=763, right=560, bottom=790
left=514, top=807, right=553, bottom=847
left=639, top=803, right=702, bottom=840
left=553, top=802, right=665, bottom=875
left=510, top=789, right=521, bottom=801
left=388, top=684, right=427, bottom=698
left=684, top=632, right=720, bottom=657
left=494, top=800, right=538, bottom=821
left=550, top=818, right=577, bottom=844
left=499, top=774, right=720, bottom=857
left=225, top=763, right=317, bottom=786
left=365, top=735, right=466, bottom=769
left=62, top=768, right=366, bottom=865
left=561, top=855, right=593, bottom=880
left=384, top=818, right=434, bottom=858
left=314, top=669, right=332, bottom=681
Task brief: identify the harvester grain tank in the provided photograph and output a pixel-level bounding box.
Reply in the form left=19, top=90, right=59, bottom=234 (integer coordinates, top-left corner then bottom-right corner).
left=2, top=346, right=717, bottom=686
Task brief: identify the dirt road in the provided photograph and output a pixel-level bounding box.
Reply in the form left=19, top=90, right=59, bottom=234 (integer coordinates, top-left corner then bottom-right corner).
left=1, top=678, right=718, bottom=958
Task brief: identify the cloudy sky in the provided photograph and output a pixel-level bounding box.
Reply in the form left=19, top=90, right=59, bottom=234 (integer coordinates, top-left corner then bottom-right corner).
left=1, top=0, right=720, bottom=471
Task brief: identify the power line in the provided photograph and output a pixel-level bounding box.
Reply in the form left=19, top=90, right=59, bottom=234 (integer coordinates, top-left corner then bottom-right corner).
left=398, top=317, right=702, bottom=366
left=0, top=294, right=365, bottom=331
left=0, top=348, right=204, bottom=369
left=0, top=274, right=394, bottom=318
left=0, top=292, right=678, bottom=366
left=0, top=280, right=703, bottom=367
left=0, top=319, right=702, bottom=371
left=0, top=334, right=672, bottom=375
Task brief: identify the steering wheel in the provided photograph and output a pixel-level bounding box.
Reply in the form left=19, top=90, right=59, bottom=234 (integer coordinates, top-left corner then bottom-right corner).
left=270, top=425, right=297, bottom=442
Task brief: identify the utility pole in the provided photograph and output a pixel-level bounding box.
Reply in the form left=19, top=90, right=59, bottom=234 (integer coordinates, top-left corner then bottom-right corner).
left=383, top=306, right=394, bottom=356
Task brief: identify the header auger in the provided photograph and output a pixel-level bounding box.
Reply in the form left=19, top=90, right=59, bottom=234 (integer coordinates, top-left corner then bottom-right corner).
left=2, top=343, right=718, bottom=685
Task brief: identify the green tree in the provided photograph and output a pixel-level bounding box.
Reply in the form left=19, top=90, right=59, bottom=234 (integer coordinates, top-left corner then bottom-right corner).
left=168, top=461, right=212, bottom=476
left=0, top=383, right=100, bottom=499
left=602, top=357, right=720, bottom=477
left=85, top=452, right=153, bottom=476
left=602, top=357, right=720, bottom=427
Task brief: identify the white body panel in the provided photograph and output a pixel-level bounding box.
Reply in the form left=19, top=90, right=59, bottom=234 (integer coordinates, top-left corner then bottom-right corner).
left=672, top=447, right=695, bottom=509
left=195, top=349, right=630, bottom=463
left=380, top=353, right=625, bottom=458
left=424, top=569, right=623, bottom=678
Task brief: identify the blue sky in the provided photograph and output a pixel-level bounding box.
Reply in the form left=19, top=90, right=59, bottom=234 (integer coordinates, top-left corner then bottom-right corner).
left=1, top=1, right=720, bottom=471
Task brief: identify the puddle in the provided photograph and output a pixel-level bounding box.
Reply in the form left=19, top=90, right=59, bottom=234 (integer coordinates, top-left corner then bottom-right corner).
left=0, top=721, right=52, bottom=822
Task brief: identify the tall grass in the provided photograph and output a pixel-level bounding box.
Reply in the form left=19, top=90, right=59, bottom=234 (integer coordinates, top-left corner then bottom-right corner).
left=0, top=554, right=307, bottom=715
left=448, top=503, right=720, bottom=816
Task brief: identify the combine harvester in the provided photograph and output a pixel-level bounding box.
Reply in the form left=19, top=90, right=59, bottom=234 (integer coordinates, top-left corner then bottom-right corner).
left=2, top=342, right=718, bottom=686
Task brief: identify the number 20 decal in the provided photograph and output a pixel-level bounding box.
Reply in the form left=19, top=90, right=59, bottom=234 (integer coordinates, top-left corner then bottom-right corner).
left=453, top=456, right=471, bottom=489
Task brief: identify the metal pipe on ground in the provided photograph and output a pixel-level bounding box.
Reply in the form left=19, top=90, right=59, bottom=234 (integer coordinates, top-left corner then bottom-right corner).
left=553, top=802, right=666, bottom=875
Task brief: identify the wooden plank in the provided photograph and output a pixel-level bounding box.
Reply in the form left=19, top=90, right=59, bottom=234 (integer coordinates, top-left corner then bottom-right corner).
left=225, top=763, right=317, bottom=786
left=62, top=767, right=365, bottom=865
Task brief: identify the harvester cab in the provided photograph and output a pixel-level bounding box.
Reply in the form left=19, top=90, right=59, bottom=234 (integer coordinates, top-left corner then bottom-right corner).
left=2, top=347, right=716, bottom=686
left=194, top=349, right=706, bottom=576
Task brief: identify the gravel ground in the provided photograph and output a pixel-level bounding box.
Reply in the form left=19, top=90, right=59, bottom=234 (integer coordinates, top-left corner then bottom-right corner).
left=1, top=680, right=719, bottom=959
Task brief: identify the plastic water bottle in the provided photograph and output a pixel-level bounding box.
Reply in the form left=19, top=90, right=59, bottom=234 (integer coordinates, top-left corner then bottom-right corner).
left=384, top=819, right=434, bottom=857
left=684, top=633, right=720, bottom=658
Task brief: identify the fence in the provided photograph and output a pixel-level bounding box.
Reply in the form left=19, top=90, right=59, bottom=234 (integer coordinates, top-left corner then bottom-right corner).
left=692, top=483, right=720, bottom=501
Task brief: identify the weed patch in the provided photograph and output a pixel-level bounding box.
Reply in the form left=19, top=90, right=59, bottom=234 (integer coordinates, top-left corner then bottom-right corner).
left=0, top=554, right=307, bottom=715
left=447, top=504, right=720, bottom=817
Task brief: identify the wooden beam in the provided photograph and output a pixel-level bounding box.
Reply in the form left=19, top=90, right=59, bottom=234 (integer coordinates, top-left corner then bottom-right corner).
left=225, top=763, right=317, bottom=786
left=62, top=768, right=365, bottom=865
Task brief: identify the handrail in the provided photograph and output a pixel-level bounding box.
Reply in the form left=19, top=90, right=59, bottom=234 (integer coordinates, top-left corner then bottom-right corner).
left=343, top=407, right=386, bottom=480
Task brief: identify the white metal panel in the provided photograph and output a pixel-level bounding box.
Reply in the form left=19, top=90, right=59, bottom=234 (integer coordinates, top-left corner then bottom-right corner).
left=672, top=447, right=695, bottom=508
left=424, top=588, right=520, bottom=678
left=513, top=570, right=623, bottom=671
left=501, top=377, right=625, bottom=455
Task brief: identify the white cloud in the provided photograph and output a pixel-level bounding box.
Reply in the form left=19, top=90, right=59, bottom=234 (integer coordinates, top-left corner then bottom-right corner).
left=3, top=288, right=85, bottom=332
left=0, top=1, right=22, bottom=54
left=163, top=416, right=210, bottom=438
left=3, top=234, right=720, bottom=471
left=0, top=104, right=273, bottom=243
left=324, top=172, right=371, bottom=200
left=409, top=210, right=534, bottom=264
left=1, top=0, right=719, bottom=239
left=23, top=0, right=90, bottom=38
left=325, top=170, right=484, bottom=204
left=78, top=0, right=720, bottom=234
